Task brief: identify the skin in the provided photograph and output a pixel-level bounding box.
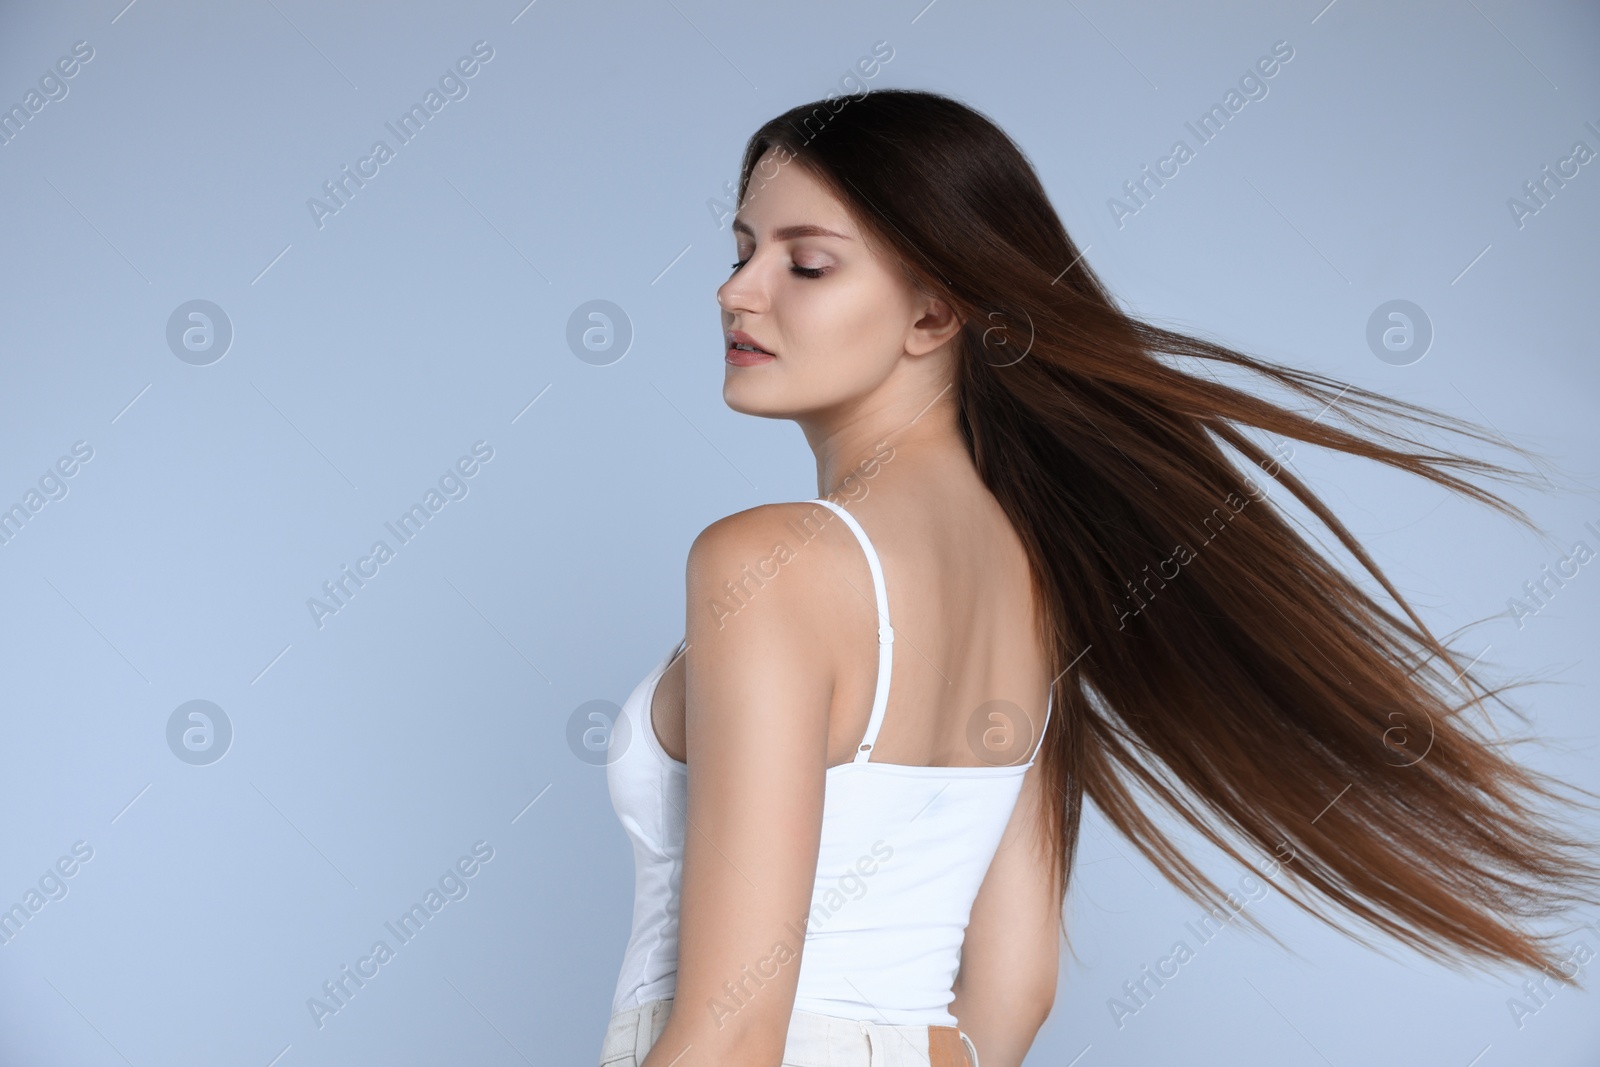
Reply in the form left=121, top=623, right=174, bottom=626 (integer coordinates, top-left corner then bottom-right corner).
left=636, top=148, right=1059, bottom=1067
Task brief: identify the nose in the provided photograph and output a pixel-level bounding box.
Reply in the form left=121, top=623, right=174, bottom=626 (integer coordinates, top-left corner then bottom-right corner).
left=716, top=278, right=745, bottom=315
left=717, top=264, right=763, bottom=316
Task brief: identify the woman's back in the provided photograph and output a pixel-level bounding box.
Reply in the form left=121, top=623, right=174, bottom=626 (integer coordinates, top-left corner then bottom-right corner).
left=824, top=474, right=1053, bottom=772
left=605, top=470, right=1056, bottom=1028
left=650, top=465, right=1055, bottom=776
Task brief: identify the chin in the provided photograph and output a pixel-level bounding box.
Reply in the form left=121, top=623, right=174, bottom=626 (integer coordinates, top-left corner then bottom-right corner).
left=722, top=376, right=796, bottom=419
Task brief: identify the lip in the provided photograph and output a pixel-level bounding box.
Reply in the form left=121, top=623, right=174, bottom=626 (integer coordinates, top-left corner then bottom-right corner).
left=726, top=329, right=776, bottom=365
left=726, top=346, right=776, bottom=366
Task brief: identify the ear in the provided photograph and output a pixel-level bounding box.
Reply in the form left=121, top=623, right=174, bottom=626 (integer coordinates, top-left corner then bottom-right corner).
left=904, top=291, right=965, bottom=358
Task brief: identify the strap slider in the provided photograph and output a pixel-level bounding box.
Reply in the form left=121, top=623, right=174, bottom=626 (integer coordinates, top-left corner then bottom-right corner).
left=878, top=624, right=894, bottom=644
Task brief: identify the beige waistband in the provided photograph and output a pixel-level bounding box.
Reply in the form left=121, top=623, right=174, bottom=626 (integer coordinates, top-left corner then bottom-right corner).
left=599, top=997, right=978, bottom=1067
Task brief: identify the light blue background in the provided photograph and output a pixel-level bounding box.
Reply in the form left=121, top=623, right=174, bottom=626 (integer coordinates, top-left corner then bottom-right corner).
left=1, top=1, right=1596, bottom=1064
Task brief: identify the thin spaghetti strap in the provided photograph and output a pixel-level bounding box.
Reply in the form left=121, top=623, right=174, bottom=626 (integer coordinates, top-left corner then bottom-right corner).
left=1027, top=679, right=1053, bottom=764
left=807, top=498, right=894, bottom=764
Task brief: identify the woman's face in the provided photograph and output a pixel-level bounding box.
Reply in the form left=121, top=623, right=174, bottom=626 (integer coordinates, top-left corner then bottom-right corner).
left=716, top=148, right=957, bottom=419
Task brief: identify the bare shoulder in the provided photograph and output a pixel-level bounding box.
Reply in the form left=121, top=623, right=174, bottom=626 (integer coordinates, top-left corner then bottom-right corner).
left=687, top=498, right=841, bottom=557
left=685, top=500, right=862, bottom=643
left=679, top=501, right=861, bottom=776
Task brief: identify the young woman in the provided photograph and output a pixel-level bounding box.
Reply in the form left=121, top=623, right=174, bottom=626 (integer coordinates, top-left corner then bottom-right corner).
left=597, top=89, right=1600, bottom=1067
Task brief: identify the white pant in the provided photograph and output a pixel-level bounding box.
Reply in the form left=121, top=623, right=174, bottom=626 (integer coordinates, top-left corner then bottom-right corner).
left=599, top=996, right=979, bottom=1067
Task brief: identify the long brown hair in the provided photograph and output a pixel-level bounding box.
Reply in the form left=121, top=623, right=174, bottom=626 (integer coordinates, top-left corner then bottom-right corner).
left=735, top=88, right=1600, bottom=981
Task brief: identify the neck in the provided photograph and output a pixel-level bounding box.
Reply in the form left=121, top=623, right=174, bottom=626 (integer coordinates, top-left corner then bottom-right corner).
left=800, top=380, right=967, bottom=501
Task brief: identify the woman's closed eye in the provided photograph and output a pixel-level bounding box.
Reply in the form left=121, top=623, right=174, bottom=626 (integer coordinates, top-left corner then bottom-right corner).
left=729, top=257, right=827, bottom=278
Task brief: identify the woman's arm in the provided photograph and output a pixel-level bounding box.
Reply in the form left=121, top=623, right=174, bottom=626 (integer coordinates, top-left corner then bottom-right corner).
left=948, top=758, right=1060, bottom=1067
left=640, top=505, right=839, bottom=1067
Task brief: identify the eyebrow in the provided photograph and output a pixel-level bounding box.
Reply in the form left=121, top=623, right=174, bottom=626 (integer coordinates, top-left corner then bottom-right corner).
left=730, top=218, right=852, bottom=241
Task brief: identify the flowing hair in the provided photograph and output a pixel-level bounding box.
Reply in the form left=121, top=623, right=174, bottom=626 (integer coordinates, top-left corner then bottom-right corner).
left=734, top=88, right=1600, bottom=981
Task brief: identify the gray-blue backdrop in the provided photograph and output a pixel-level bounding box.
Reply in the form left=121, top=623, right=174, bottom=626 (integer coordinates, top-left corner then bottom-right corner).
left=1, top=1, right=1596, bottom=1064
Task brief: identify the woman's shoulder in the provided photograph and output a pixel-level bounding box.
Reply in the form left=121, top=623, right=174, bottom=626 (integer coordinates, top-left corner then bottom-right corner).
left=688, top=498, right=842, bottom=555
left=685, top=499, right=866, bottom=632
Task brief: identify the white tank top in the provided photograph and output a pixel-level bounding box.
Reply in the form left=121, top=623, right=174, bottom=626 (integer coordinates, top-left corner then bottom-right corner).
left=605, top=497, right=1052, bottom=1026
